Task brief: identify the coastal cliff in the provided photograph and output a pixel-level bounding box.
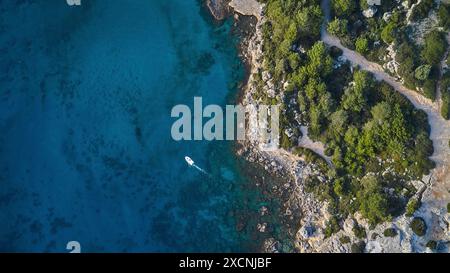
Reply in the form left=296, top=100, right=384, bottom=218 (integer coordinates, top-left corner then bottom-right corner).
left=207, top=0, right=450, bottom=253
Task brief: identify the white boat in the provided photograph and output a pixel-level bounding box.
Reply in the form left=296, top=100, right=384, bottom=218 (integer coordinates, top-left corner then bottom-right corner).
left=185, top=156, right=194, bottom=166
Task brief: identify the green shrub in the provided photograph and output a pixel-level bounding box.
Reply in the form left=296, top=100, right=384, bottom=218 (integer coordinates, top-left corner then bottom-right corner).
left=410, top=217, right=427, bottom=236
left=357, top=176, right=390, bottom=226
left=293, top=147, right=329, bottom=171
left=405, top=198, right=421, bottom=217
left=423, top=79, right=436, bottom=100
left=281, top=132, right=294, bottom=149
left=447, top=203, right=450, bottom=213
left=325, top=217, right=341, bottom=238
left=426, top=240, right=437, bottom=250
left=351, top=241, right=366, bottom=253
left=381, top=22, right=396, bottom=44
left=442, top=100, right=450, bottom=120
left=353, top=224, right=367, bottom=239
left=340, top=236, right=351, bottom=244
left=327, top=18, right=348, bottom=38
left=383, top=228, right=398, bottom=237
left=414, top=65, right=432, bottom=81
left=441, top=89, right=450, bottom=119
left=360, top=0, right=368, bottom=10
left=355, top=37, right=369, bottom=54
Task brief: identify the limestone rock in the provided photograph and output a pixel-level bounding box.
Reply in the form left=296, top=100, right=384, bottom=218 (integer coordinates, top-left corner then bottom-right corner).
left=363, top=6, right=378, bottom=18
left=383, top=12, right=392, bottom=22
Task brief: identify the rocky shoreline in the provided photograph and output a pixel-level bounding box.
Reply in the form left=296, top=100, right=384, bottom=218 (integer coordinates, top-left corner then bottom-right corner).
left=206, top=0, right=334, bottom=253
left=206, top=0, right=449, bottom=253
left=206, top=0, right=231, bottom=21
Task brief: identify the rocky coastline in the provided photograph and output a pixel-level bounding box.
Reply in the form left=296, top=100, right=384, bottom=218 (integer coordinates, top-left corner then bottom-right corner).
left=206, top=0, right=231, bottom=21
left=205, top=0, right=450, bottom=253
left=205, top=0, right=333, bottom=253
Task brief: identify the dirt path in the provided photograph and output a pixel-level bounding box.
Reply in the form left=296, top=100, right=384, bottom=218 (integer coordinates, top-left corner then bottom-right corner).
left=320, top=0, right=450, bottom=204
left=298, top=126, right=333, bottom=166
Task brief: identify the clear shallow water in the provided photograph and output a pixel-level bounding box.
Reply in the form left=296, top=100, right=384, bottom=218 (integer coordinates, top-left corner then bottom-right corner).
left=0, top=0, right=258, bottom=252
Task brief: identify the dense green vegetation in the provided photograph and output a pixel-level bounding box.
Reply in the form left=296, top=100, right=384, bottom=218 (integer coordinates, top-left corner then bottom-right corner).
left=259, top=0, right=435, bottom=234
left=441, top=71, right=450, bottom=120
left=327, top=0, right=450, bottom=119
left=438, top=3, right=450, bottom=30
left=410, top=0, right=434, bottom=22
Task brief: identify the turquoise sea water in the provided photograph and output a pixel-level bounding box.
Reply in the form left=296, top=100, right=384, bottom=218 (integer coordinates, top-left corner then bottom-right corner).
left=0, top=0, right=291, bottom=252
left=0, top=0, right=296, bottom=252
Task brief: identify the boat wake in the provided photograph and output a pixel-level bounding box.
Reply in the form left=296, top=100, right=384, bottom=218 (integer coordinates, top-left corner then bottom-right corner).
left=185, top=156, right=209, bottom=175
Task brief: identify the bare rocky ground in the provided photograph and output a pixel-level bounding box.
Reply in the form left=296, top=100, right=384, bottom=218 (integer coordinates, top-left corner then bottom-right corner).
left=206, top=0, right=231, bottom=20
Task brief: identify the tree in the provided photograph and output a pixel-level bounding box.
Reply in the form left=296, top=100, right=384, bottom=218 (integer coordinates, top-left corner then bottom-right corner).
left=333, top=178, right=346, bottom=196
left=360, top=0, right=368, bottom=10
left=329, top=109, right=348, bottom=137
left=341, top=71, right=371, bottom=113
left=396, top=42, right=417, bottom=87
left=355, top=37, right=369, bottom=54
left=410, top=217, right=427, bottom=236
left=353, top=224, right=366, bottom=239
left=306, top=41, right=333, bottom=78
left=421, top=30, right=447, bottom=65
left=423, top=79, right=436, bottom=100
left=342, top=85, right=367, bottom=112
left=296, top=5, right=324, bottom=38
left=371, top=102, right=391, bottom=124
left=406, top=198, right=421, bottom=217
left=414, top=64, right=432, bottom=81
left=381, top=22, right=396, bottom=44
left=327, top=18, right=348, bottom=37
left=410, top=0, right=435, bottom=22
left=332, top=0, right=356, bottom=17
left=442, top=98, right=450, bottom=119
left=358, top=176, right=389, bottom=225
left=438, top=3, right=450, bottom=30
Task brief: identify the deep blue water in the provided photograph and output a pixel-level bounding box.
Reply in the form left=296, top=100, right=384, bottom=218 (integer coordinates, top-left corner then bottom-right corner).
left=0, top=0, right=270, bottom=252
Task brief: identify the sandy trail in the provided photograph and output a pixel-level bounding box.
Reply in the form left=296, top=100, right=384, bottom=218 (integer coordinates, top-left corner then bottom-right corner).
left=320, top=0, right=450, bottom=204
left=298, top=126, right=333, bottom=166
